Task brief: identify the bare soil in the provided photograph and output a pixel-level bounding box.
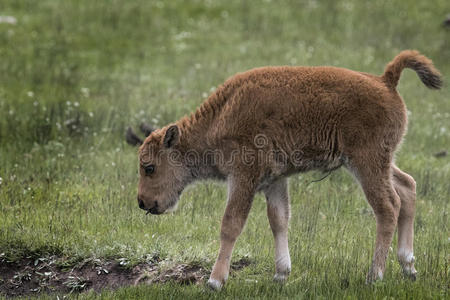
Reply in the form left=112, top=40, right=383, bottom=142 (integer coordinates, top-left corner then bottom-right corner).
left=0, top=255, right=251, bottom=298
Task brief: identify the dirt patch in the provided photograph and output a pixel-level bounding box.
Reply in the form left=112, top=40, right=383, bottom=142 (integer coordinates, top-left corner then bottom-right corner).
left=231, top=256, right=252, bottom=271
left=0, top=255, right=252, bottom=298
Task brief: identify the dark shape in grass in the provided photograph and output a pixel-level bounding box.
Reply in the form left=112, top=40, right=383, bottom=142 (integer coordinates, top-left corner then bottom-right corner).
left=126, top=127, right=143, bottom=146
left=433, top=150, right=448, bottom=158
left=125, top=123, right=155, bottom=146
left=340, top=278, right=350, bottom=289
left=140, top=122, right=155, bottom=137
left=443, top=14, right=450, bottom=28
left=64, top=114, right=81, bottom=136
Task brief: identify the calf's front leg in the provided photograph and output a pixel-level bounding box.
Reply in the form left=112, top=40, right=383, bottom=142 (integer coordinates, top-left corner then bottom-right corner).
left=207, top=176, right=255, bottom=290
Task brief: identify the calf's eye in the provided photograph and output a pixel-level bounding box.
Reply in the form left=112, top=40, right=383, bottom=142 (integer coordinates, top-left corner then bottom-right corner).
left=144, top=165, right=155, bottom=176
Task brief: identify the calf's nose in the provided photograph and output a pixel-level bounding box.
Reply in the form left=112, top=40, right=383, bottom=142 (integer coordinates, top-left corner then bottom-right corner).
left=138, top=197, right=146, bottom=210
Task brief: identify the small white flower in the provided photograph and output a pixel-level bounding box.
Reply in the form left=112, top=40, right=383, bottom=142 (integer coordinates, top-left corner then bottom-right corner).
left=74, top=101, right=79, bottom=107
left=174, top=31, right=191, bottom=41
left=0, top=177, right=3, bottom=185
left=27, top=91, right=34, bottom=97
left=0, top=16, right=17, bottom=25
left=88, top=112, right=94, bottom=117
left=33, top=101, right=38, bottom=106
left=81, top=87, right=90, bottom=97
left=111, top=162, right=116, bottom=167
left=66, top=101, right=71, bottom=106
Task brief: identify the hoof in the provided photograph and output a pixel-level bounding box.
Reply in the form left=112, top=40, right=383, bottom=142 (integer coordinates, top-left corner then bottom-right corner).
left=400, top=254, right=417, bottom=281
left=207, top=278, right=223, bottom=291
left=403, top=269, right=417, bottom=281
left=366, top=275, right=381, bottom=284
left=366, top=268, right=383, bottom=284
left=273, top=273, right=289, bottom=283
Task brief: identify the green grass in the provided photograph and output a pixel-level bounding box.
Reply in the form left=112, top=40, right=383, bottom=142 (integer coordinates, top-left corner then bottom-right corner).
left=0, top=0, right=449, bottom=299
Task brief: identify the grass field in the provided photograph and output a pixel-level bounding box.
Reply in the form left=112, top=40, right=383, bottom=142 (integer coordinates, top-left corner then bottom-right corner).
left=0, top=0, right=449, bottom=299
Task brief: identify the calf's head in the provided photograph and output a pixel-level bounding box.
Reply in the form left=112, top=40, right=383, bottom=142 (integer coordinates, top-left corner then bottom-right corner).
left=137, top=125, right=188, bottom=215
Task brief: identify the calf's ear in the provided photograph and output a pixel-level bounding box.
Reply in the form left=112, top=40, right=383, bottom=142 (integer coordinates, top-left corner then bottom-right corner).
left=163, top=125, right=179, bottom=148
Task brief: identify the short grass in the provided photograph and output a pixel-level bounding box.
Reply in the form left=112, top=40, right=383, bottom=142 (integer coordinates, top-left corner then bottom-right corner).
left=0, top=0, right=449, bottom=299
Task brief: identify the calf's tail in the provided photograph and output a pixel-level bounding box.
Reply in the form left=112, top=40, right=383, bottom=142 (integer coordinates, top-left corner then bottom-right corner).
left=382, top=50, right=442, bottom=90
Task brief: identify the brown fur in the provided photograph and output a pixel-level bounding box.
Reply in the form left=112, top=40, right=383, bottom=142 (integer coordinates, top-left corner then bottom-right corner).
left=137, top=50, right=441, bottom=288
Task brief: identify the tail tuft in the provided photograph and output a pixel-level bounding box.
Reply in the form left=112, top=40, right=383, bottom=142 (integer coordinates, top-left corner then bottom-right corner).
left=382, top=50, right=442, bottom=90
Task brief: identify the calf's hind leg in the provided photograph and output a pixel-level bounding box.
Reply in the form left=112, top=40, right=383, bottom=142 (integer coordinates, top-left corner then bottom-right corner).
left=392, top=165, right=417, bottom=280
left=348, top=157, right=401, bottom=282
left=263, top=178, right=291, bottom=282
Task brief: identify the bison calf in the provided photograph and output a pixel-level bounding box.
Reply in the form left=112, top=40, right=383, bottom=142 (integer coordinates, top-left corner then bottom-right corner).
left=137, top=50, right=442, bottom=289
